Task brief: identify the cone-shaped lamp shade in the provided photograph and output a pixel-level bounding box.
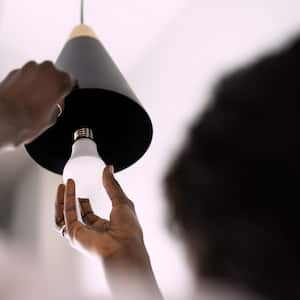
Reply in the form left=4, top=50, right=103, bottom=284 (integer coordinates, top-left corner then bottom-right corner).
left=25, top=25, right=153, bottom=174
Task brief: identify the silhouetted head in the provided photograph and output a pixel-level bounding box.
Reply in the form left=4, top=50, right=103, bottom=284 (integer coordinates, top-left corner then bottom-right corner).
left=165, top=37, right=300, bottom=300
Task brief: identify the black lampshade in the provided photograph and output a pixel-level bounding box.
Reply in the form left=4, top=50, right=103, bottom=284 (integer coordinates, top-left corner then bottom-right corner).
left=25, top=25, right=153, bottom=174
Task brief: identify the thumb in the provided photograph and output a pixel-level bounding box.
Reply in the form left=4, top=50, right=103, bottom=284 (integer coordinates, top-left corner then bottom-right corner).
left=102, top=165, right=128, bottom=207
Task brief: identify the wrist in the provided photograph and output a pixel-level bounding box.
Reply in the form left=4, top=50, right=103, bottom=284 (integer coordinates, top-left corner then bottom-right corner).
left=0, top=100, right=13, bottom=147
left=0, top=97, right=30, bottom=148
left=102, top=238, right=152, bottom=275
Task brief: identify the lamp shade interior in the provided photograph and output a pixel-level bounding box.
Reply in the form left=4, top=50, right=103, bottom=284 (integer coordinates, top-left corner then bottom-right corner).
left=25, top=88, right=153, bottom=174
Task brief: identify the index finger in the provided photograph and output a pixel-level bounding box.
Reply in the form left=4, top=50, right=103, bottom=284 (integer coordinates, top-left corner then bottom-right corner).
left=39, top=61, right=77, bottom=102
left=64, top=179, right=84, bottom=237
left=102, top=166, right=129, bottom=207
left=55, top=71, right=77, bottom=100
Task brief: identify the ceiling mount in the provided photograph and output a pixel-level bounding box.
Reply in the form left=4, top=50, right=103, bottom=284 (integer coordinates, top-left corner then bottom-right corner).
left=69, top=24, right=97, bottom=40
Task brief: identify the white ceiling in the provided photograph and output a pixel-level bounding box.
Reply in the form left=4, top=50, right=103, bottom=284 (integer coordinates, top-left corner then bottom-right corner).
left=1, top=0, right=300, bottom=298
left=0, top=0, right=187, bottom=74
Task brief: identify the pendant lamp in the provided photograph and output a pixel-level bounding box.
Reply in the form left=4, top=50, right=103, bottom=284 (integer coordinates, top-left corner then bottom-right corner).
left=25, top=2, right=153, bottom=175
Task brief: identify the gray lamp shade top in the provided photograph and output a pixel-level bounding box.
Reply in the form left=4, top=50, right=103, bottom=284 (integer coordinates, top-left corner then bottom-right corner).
left=25, top=35, right=153, bottom=174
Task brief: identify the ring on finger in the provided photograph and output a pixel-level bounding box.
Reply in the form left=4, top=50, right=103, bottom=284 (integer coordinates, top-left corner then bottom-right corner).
left=56, top=104, right=63, bottom=118
left=60, top=224, right=67, bottom=238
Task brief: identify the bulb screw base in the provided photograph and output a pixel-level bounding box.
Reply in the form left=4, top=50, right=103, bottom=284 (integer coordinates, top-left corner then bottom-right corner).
left=74, top=128, right=94, bottom=141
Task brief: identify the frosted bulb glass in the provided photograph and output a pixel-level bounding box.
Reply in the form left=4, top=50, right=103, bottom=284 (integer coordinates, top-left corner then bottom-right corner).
left=63, top=138, right=105, bottom=199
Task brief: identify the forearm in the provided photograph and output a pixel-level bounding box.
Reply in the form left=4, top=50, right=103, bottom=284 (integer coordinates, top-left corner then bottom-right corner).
left=102, top=242, right=164, bottom=300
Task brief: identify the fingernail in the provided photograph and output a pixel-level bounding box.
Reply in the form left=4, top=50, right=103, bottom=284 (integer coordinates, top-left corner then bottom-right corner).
left=109, top=165, right=114, bottom=174
left=67, top=178, right=74, bottom=185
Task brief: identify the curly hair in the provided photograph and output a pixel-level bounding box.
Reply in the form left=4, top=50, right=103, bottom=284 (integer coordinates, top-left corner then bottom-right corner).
left=165, top=37, right=300, bottom=300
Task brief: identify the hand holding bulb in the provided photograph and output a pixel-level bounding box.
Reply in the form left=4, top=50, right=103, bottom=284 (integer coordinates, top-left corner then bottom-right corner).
left=55, top=166, right=163, bottom=299
left=56, top=166, right=144, bottom=258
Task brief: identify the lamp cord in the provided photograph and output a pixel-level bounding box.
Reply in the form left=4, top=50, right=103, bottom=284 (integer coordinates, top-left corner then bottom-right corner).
left=81, top=0, right=85, bottom=24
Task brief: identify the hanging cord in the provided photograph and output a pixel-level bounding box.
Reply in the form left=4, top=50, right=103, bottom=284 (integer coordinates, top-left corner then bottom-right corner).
left=81, top=0, right=85, bottom=24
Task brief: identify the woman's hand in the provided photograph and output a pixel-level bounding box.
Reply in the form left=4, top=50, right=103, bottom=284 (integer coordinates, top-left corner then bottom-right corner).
left=0, top=61, right=75, bottom=148
left=55, top=166, right=163, bottom=299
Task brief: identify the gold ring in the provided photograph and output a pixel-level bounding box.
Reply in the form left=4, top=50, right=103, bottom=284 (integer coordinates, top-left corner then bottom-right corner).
left=56, top=104, right=63, bottom=118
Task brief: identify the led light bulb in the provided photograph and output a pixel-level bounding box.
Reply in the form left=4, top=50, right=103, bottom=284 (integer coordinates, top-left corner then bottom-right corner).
left=63, top=128, right=105, bottom=199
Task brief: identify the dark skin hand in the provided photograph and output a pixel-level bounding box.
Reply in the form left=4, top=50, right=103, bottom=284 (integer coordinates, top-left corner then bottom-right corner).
left=0, top=60, right=75, bottom=148
left=55, top=166, right=164, bottom=300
